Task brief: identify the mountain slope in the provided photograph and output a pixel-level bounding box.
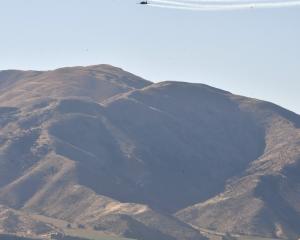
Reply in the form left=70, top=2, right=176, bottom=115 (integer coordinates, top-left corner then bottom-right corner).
left=0, top=64, right=152, bottom=107
left=0, top=65, right=299, bottom=240
left=177, top=98, right=300, bottom=239
left=0, top=66, right=205, bottom=240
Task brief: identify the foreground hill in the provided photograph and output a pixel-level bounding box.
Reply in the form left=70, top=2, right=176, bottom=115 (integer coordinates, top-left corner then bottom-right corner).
left=0, top=65, right=299, bottom=240
left=176, top=97, right=300, bottom=239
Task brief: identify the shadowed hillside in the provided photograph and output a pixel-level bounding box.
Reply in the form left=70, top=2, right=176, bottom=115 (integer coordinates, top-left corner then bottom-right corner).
left=0, top=65, right=299, bottom=240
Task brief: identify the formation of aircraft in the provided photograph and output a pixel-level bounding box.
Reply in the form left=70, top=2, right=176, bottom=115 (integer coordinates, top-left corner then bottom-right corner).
left=137, top=1, right=257, bottom=9
left=137, top=0, right=258, bottom=9
left=139, top=1, right=148, bottom=5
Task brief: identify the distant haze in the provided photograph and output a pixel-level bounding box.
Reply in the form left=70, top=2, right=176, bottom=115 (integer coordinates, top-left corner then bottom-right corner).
left=0, top=0, right=299, bottom=113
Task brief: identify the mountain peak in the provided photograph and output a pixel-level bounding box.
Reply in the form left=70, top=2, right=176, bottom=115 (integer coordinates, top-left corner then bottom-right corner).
left=0, top=66, right=299, bottom=240
left=0, top=65, right=152, bottom=107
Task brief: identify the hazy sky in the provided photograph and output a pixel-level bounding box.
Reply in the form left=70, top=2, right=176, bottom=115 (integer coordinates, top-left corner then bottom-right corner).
left=1, top=0, right=299, bottom=113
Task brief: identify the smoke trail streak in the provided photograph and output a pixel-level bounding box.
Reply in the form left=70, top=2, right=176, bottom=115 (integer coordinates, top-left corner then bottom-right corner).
left=151, top=0, right=300, bottom=7
left=149, top=0, right=300, bottom=10
left=149, top=3, right=255, bottom=10
left=153, top=0, right=300, bottom=2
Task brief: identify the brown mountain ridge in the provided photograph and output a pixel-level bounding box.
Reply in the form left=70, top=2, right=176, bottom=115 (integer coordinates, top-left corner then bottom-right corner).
left=0, top=65, right=299, bottom=240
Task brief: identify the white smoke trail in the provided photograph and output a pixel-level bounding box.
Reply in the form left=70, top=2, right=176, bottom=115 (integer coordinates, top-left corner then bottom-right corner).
left=149, top=3, right=242, bottom=10
left=151, top=0, right=300, bottom=7
left=153, top=0, right=300, bottom=2
left=149, top=3, right=254, bottom=10
left=149, top=0, right=300, bottom=10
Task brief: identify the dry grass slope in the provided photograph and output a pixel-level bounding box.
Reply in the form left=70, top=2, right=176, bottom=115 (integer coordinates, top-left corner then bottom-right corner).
left=0, top=65, right=299, bottom=240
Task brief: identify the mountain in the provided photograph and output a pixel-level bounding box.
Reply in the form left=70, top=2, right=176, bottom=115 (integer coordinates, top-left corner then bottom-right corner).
left=0, top=64, right=299, bottom=240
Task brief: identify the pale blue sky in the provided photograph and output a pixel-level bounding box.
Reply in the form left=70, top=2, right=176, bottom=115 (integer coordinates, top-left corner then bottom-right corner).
left=0, top=0, right=299, bottom=113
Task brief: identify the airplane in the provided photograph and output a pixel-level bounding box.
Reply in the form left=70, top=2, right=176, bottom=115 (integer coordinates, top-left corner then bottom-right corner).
left=139, top=1, right=148, bottom=4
